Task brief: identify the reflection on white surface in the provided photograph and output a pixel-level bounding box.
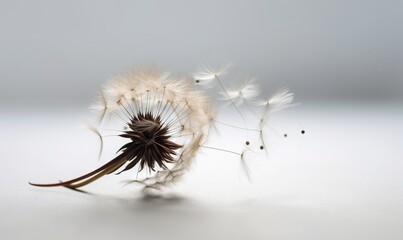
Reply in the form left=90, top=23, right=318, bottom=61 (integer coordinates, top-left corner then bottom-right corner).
left=1, top=103, right=402, bottom=240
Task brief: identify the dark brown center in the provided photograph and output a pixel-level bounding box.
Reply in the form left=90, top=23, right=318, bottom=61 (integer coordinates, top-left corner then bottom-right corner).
left=117, top=112, right=182, bottom=173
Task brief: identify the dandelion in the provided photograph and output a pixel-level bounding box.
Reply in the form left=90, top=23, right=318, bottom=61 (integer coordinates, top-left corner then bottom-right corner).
left=30, top=66, right=210, bottom=191
left=30, top=64, right=298, bottom=193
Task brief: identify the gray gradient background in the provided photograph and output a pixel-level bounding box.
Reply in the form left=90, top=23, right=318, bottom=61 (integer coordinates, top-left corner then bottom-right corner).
left=1, top=0, right=402, bottom=108
left=1, top=1, right=403, bottom=240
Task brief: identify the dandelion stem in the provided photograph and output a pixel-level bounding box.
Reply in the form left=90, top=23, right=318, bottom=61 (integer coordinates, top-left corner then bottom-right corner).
left=244, top=100, right=258, bottom=118
left=213, top=120, right=260, bottom=132
left=200, top=145, right=241, bottom=156
left=214, top=75, right=247, bottom=128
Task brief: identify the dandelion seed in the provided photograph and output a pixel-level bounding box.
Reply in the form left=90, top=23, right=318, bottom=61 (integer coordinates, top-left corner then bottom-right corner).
left=89, top=91, right=108, bottom=125
left=240, top=152, right=251, bottom=182
left=257, top=88, right=294, bottom=117
left=193, top=63, right=231, bottom=85
left=221, top=79, right=260, bottom=106
left=81, top=121, right=103, bottom=160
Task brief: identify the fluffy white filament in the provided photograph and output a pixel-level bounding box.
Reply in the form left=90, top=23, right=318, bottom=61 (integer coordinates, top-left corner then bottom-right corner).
left=193, top=63, right=231, bottom=85
left=258, top=89, right=293, bottom=120
left=221, top=79, right=260, bottom=106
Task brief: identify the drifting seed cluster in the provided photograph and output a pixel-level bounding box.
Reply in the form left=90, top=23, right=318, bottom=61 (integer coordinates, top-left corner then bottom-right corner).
left=30, top=64, right=299, bottom=193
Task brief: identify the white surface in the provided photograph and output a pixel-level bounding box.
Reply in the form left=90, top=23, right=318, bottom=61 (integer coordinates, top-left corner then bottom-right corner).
left=1, top=103, right=403, bottom=240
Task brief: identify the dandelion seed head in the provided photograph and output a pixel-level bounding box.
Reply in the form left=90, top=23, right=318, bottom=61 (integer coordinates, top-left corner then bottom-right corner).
left=98, top=67, right=212, bottom=187
left=30, top=66, right=212, bottom=190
